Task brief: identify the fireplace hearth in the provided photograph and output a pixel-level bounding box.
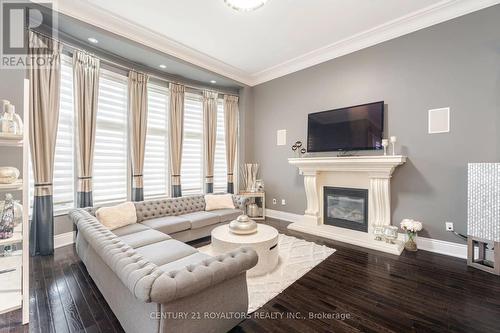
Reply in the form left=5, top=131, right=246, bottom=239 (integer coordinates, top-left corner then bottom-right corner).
left=324, top=187, right=368, bottom=232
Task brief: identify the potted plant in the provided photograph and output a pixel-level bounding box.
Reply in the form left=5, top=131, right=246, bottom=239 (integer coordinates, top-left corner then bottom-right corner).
left=400, top=219, right=423, bottom=252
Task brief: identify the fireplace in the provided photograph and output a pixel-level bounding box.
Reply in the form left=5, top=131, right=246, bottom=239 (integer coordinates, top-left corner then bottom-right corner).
left=323, top=187, right=368, bottom=232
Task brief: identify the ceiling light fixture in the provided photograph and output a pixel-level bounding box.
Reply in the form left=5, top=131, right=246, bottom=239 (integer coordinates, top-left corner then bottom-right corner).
left=159, top=64, right=167, bottom=69
left=210, top=80, right=217, bottom=84
left=87, top=37, right=99, bottom=44
left=224, top=0, right=268, bottom=12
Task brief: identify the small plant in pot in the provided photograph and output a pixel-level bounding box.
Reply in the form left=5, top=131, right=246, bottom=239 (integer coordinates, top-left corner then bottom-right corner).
left=400, top=219, right=423, bottom=252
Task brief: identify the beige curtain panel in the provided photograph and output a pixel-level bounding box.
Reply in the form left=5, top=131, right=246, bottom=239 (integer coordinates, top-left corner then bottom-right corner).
left=73, top=51, right=100, bottom=207
left=169, top=83, right=185, bottom=197
left=28, top=31, right=62, bottom=255
left=203, top=91, right=219, bottom=193
left=128, top=71, right=149, bottom=201
left=224, top=95, right=239, bottom=194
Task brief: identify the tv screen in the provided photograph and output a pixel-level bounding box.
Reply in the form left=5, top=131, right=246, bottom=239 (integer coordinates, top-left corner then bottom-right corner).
left=307, top=101, right=384, bottom=152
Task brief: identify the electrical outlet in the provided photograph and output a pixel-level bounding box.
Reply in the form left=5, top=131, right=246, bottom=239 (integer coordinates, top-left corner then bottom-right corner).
left=281, top=199, right=286, bottom=205
left=272, top=198, right=277, bottom=205
left=445, top=222, right=454, bottom=231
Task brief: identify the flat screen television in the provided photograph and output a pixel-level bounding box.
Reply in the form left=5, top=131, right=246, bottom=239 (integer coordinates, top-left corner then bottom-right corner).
left=307, top=101, right=384, bottom=152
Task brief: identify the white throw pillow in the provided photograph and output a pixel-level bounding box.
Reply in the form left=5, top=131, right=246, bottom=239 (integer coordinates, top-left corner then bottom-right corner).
left=95, top=202, right=137, bottom=230
left=205, top=194, right=235, bottom=211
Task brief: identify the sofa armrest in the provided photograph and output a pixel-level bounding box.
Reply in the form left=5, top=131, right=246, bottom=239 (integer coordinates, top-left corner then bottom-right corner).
left=147, top=247, right=258, bottom=304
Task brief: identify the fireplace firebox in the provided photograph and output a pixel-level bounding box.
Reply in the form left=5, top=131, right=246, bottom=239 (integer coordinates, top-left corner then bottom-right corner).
left=323, top=187, right=368, bottom=232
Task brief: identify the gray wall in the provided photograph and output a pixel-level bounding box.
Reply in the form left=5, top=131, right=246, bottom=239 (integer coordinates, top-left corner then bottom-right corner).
left=249, top=6, right=500, bottom=243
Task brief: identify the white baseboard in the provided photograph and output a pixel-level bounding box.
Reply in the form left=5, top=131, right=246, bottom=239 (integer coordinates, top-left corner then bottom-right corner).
left=54, top=231, right=76, bottom=249
left=266, top=209, right=467, bottom=259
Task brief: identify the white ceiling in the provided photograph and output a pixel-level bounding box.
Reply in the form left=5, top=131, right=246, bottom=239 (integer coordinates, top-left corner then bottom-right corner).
left=56, top=0, right=500, bottom=86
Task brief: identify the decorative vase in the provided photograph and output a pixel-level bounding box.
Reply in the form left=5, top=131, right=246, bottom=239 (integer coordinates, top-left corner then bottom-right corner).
left=405, top=232, right=418, bottom=252
left=242, top=163, right=259, bottom=192
left=229, top=215, right=257, bottom=235
left=0, top=103, right=23, bottom=135
left=247, top=203, right=260, bottom=218
left=0, top=193, right=22, bottom=239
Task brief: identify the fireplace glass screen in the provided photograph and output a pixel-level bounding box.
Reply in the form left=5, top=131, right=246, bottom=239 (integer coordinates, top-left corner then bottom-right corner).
left=324, top=187, right=368, bottom=232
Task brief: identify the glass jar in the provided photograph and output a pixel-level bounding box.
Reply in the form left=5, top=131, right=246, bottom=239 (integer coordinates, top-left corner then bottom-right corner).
left=383, top=226, right=398, bottom=244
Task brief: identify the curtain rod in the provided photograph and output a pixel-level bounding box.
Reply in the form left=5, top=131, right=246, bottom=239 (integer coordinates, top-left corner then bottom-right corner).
left=30, top=30, right=239, bottom=97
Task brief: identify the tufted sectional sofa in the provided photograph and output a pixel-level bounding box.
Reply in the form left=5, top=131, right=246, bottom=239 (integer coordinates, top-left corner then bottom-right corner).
left=69, top=195, right=258, bottom=333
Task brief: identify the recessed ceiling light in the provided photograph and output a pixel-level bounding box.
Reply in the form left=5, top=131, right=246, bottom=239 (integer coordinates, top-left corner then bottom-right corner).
left=159, top=64, right=167, bottom=69
left=210, top=80, right=217, bottom=84
left=224, top=0, right=268, bottom=12
left=87, top=37, right=99, bottom=44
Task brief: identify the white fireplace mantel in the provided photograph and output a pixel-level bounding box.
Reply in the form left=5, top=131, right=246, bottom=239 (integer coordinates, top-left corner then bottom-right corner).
left=288, top=155, right=407, bottom=255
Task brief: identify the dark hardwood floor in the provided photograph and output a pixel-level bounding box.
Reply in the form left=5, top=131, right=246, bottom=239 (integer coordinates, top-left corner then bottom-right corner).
left=1, top=219, right=500, bottom=333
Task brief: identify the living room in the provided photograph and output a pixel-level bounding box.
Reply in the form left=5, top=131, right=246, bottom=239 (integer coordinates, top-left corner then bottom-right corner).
left=0, top=0, right=499, bottom=332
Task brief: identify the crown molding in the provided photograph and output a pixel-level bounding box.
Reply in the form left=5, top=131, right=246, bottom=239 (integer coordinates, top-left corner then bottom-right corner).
left=250, top=0, right=500, bottom=85
left=54, top=0, right=500, bottom=87
left=54, top=0, right=254, bottom=86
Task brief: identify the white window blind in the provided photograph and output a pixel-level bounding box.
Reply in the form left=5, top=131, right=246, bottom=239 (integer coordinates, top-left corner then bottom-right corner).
left=181, top=93, right=203, bottom=195
left=29, top=56, right=75, bottom=214
left=144, top=82, right=169, bottom=199
left=53, top=57, right=76, bottom=212
left=93, top=69, right=128, bottom=204
left=213, top=99, right=227, bottom=193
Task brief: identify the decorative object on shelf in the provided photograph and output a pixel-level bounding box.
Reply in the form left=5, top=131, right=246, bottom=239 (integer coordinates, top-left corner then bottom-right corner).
left=0, top=167, right=20, bottom=184
left=291, top=140, right=307, bottom=157
left=383, top=225, right=398, bottom=244
left=400, top=219, right=423, bottom=252
left=381, top=139, right=389, bottom=156
left=390, top=136, right=397, bottom=156
left=247, top=202, right=260, bottom=218
left=373, top=225, right=385, bottom=241
left=228, top=215, right=257, bottom=235
left=241, top=163, right=259, bottom=192
left=255, top=179, right=264, bottom=192
left=0, top=193, right=22, bottom=239
left=0, top=102, right=23, bottom=135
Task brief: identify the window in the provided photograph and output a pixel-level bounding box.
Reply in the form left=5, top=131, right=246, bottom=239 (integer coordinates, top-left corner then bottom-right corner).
left=53, top=57, right=76, bottom=212
left=29, top=55, right=75, bottom=214
left=181, top=93, right=203, bottom=195
left=213, top=99, right=227, bottom=193
left=93, top=69, right=128, bottom=204
left=144, top=82, right=169, bottom=199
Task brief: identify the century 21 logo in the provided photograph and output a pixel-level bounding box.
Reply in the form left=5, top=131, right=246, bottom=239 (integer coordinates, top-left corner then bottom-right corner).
left=1, top=1, right=54, bottom=55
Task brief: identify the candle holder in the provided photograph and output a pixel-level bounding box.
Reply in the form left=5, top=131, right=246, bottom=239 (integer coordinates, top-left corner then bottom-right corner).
left=383, top=225, right=398, bottom=244
left=381, top=139, right=389, bottom=156
left=390, top=136, right=397, bottom=156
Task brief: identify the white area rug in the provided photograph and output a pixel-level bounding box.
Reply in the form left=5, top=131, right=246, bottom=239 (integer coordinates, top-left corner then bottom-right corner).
left=199, top=234, right=335, bottom=313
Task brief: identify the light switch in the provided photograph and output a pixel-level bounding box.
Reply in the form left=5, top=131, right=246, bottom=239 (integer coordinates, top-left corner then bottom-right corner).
left=277, top=129, right=287, bottom=146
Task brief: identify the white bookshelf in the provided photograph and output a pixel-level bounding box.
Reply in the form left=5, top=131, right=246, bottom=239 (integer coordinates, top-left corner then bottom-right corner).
left=0, top=79, right=30, bottom=324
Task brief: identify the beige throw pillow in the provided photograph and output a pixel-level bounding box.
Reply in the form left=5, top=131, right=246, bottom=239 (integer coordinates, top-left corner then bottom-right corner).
left=95, top=202, right=137, bottom=230
left=205, top=194, right=235, bottom=211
